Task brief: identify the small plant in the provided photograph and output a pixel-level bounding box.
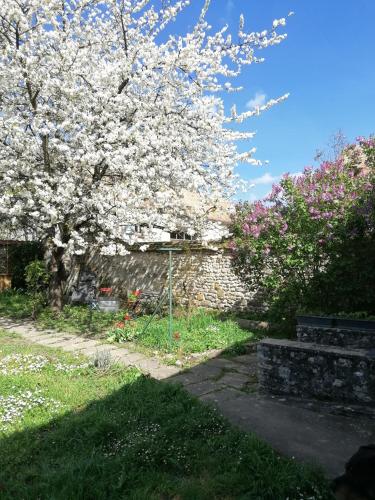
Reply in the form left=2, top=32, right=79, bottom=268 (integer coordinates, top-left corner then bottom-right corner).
left=24, top=260, right=50, bottom=319
left=107, top=313, right=138, bottom=343
left=127, top=289, right=141, bottom=302
left=91, top=350, right=113, bottom=370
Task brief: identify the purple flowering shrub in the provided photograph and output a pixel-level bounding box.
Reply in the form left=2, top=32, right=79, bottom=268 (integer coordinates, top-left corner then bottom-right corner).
left=232, top=136, right=375, bottom=325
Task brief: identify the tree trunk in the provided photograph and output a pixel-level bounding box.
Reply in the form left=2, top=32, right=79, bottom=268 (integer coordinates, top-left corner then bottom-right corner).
left=48, top=246, right=66, bottom=311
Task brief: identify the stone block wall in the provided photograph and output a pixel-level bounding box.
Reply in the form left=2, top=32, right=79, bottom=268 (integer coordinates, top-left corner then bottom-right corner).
left=297, top=325, right=375, bottom=350
left=172, top=251, right=263, bottom=312
left=258, top=338, right=375, bottom=406
left=80, top=246, right=263, bottom=312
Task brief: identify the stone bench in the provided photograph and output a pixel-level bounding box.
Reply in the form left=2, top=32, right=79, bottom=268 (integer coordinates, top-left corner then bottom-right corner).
left=258, top=338, right=375, bottom=406
left=297, top=325, right=375, bottom=350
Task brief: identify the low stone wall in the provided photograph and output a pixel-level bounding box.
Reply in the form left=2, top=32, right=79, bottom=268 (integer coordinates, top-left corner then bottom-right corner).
left=258, top=338, right=375, bottom=406
left=297, top=325, right=375, bottom=350
left=79, top=245, right=264, bottom=312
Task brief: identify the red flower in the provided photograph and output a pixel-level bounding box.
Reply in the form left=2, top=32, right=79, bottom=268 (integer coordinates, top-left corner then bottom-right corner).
left=116, top=321, right=125, bottom=328
left=124, top=314, right=131, bottom=321
left=173, top=332, right=181, bottom=340
left=133, top=289, right=141, bottom=297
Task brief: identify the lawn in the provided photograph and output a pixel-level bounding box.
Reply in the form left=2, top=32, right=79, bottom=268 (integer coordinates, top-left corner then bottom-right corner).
left=0, top=329, right=332, bottom=499
left=0, top=291, right=258, bottom=359
left=107, top=308, right=256, bottom=354
left=0, top=290, right=123, bottom=333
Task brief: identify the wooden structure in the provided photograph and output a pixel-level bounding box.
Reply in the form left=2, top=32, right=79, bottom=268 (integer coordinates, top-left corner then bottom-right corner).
left=0, top=240, right=13, bottom=291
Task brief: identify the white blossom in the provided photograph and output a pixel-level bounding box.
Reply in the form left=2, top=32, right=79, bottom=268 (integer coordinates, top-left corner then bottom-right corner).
left=0, top=0, right=289, bottom=259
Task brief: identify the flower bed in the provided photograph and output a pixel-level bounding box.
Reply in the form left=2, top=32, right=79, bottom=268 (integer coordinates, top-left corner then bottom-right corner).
left=107, top=308, right=257, bottom=358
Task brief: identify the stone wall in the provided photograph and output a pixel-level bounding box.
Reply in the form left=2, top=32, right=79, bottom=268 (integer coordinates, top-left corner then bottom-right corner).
left=297, top=325, right=375, bottom=350
left=258, top=338, right=375, bottom=406
left=79, top=245, right=263, bottom=312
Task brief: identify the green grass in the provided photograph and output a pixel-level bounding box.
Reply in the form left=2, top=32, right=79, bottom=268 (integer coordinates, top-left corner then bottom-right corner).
left=0, top=290, right=34, bottom=319
left=109, top=308, right=257, bottom=355
left=0, top=330, right=332, bottom=499
left=0, top=290, right=127, bottom=335
left=0, top=292, right=258, bottom=357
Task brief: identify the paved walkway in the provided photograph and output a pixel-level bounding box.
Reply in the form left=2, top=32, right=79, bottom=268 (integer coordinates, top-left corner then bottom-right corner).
left=0, top=316, right=181, bottom=380
left=1, top=316, right=375, bottom=477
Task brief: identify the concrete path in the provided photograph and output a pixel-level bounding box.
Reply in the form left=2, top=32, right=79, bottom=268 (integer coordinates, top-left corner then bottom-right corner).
left=1, top=316, right=374, bottom=477
left=166, top=355, right=375, bottom=477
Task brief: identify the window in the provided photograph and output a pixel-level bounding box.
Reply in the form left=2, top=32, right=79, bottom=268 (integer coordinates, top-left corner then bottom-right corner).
left=170, top=232, right=194, bottom=241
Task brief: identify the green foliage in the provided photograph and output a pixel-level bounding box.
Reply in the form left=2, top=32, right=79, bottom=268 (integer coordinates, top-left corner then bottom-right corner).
left=24, top=260, right=50, bottom=319
left=0, top=290, right=34, bottom=319
left=232, top=137, right=375, bottom=328
left=37, top=304, right=126, bottom=335
left=107, top=308, right=255, bottom=355
left=0, top=330, right=331, bottom=499
left=25, top=260, right=50, bottom=292
left=8, top=242, right=44, bottom=290
left=0, top=291, right=126, bottom=334
left=0, top=290, right=257, bottom=355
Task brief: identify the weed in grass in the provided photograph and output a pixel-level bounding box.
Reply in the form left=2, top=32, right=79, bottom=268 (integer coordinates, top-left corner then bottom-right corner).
left=91, top=350, right=113, bottom=371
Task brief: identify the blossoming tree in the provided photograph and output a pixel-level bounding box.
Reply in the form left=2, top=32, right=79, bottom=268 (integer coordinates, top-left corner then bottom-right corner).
left=0, top=0, right=289, bottom=309
left=232, top=137, right=375, bottom=324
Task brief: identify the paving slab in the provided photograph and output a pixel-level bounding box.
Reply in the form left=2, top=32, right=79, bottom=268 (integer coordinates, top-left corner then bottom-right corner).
left=30, top=335, right=69, bottom=345
left=185, top=363, right=223, bottom=381
left=152, top=366, right=181, bottom=380
left=69, top=340, right=100, bottom=350
left=28, top=336, right=67, bottom=346
left=231, top=354, right=258, bottom=365
left=42, top=336, right=79, bottom=346
left=200, top=388, right=375, bottom=477
left=135, top=358, right=164, bottom=374
left=184, top=379, right=225, bottom=397
left=58, top=340, right=98, bottom=352
left=206, top=357, right=256, bottom=376
left=109, top=347, right=134, bottom=357
left=165, top=365, right=221, bottom=386
left=217, top=372, right=251, bottom=389
left=78, top=345, right=120, bottom=356
left=114, top=351, right=147, bottom=365
left=26, top=331, right=73, bottom=339
left=22, top=332, right=56, bottom=341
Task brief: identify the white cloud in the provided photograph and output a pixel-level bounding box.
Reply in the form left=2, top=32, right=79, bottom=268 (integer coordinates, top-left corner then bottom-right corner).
left=246, top=91, right=267, bottom=110
left=249, top=172, right=280, bottom=186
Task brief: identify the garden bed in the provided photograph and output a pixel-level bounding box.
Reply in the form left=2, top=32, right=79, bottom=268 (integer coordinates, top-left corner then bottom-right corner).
left=0, top=329, right=331, bottom=499
left=0, top=292, right=258, bottom=363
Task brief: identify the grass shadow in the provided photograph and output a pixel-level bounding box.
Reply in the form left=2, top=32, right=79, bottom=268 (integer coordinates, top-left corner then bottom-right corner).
left=0, top=370, right=331, bottom=500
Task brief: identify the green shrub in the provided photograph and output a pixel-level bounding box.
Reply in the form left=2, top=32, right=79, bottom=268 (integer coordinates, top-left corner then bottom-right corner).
left=8, top=242, right=44, bottom=290
left=25, top=260, right=50, bottom=319
left=232, top=136, right=375, bottom=328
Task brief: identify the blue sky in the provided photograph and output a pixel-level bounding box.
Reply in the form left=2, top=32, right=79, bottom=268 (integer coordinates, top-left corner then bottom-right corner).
left=168, top=0, right=375, bottom=201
